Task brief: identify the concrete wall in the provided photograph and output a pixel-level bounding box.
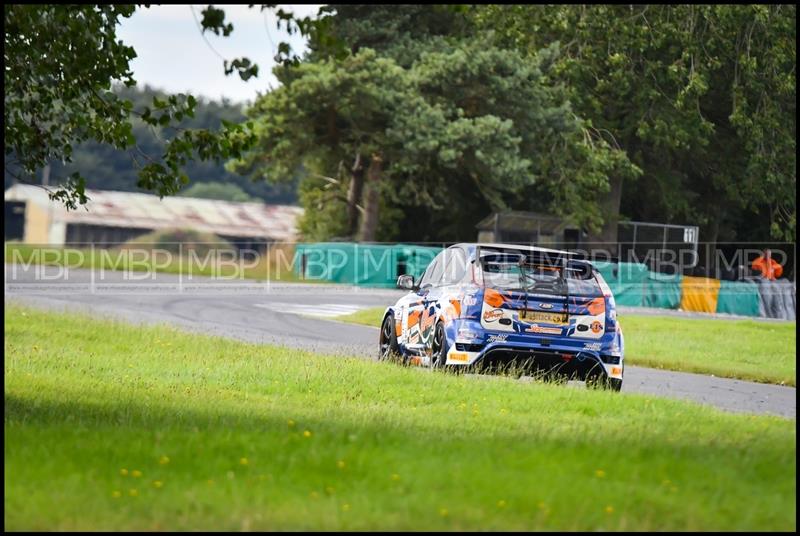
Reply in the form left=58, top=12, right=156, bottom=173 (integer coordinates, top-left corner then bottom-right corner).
left=23, top=201, right=51, bottom=244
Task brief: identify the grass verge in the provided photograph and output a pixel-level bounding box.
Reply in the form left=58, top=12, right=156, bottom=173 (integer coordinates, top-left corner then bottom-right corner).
left=334, top=307, right=797, bottom=386
left=4, top=305, right=796, bottom=531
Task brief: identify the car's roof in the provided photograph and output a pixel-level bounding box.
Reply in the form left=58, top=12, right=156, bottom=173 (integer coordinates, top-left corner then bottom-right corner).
left=452, top=242, right=577, bottom=256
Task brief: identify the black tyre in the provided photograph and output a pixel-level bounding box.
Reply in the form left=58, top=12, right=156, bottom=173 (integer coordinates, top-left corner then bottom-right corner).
left=607, top=377, right=623, bottom=392
left=379, top=313, right=401, bottom=362
left=586, top=363, right=623, bottom=392
left=430, top=322, right=448, bottom=369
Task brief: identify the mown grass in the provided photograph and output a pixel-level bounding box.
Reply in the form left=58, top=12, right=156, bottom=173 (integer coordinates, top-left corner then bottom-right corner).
left=4, top=305, right=796, bottom=531
left=4, top=242, right=310, bottom=283
left=335, top=307, right=797, bottom=386
left=621, top=315, right=796, bottom=386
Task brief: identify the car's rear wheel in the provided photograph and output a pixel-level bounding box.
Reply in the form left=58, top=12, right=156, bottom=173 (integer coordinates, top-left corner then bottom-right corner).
left=430, top=322, right=448, bottom=369
left=379, top=313, right=401, bottom=363
left=586, top=363, right=622, bottom=392
left=606, top=378, right=623, bottom=392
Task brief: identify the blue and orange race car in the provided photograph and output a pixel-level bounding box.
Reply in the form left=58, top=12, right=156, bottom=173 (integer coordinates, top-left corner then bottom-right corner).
left=379, top=243, right=624, bottom=390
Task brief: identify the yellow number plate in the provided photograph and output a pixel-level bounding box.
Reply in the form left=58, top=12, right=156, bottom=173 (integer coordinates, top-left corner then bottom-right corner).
left=519, top=311, right=568, bottom=325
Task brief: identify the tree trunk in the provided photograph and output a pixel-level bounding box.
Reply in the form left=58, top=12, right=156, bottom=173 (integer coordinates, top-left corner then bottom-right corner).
left=346, top=153, right=364, bottom=238
left=357, top=154, right=382, bottom=242
left=588, top=174, right=624, bottom=256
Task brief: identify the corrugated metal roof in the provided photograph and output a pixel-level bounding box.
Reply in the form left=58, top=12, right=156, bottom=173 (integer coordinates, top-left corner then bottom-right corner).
left=4, top=184, right=303, bottom=241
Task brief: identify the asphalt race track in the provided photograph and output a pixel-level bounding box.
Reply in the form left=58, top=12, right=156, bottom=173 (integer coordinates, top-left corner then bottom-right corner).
left=4, top=265, right=795, bottom=418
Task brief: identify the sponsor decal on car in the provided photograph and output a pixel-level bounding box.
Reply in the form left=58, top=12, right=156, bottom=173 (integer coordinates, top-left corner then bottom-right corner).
left=591, top=320, right=603, bottom=333
left=483, top=308, right=505, bottom=322
left=539, top=303, right=554, bottom=309
left=525, top=324, right=563, bottom=335
left=421, top=309, right=435, bottom=332
left=583, top=342, right=602, bottom=351
left=487, top=334, right=508, bottom=343
left=462, top=295, right=478, bottom=306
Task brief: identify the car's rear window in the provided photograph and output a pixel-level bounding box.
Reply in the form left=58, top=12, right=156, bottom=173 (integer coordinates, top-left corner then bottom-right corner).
left=480, top=254, right=602, bottom=297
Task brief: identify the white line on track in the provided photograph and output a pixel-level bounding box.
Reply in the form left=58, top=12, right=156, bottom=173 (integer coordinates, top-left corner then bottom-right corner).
left=253, top=302, right=364, bottom=318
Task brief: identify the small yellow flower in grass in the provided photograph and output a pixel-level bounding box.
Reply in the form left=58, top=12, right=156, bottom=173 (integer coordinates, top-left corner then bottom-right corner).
left=500, top=408, right=508, bottom=415
left=497, top=500, right=506, bottom=508
left=391, top=473, right=400, bottom=481
left=537, top=501, right=546, bottom=510
left=131, top=470, right=142, bottom=478
left=207, top=479, right=215, bottom=486
left=129, top=489, right=139, bottom=497
left=309, top=491, right=320, bottom=499
left=240, top=457, right=249, bottom=466
left=159, top=456, right=170, bottom=465
left=341, top=503, right=351, bottom=512
left=337, top=460, right=346, bottom=469
left=439, top=508, right=449, bottom=517
left=111, top=490, right=122, bottom=499
left=303, top=430, right=312, bottom=438
left=153, top=480, right=163, bottom=489
left=287, top=419, right=296, bottom=428
left=472, top=410, right=479, bottom=416
left=120, top=468, right=129, bottom=476
left=595, top=469, right=606, bottom=478
left=605, top=505, right=614, bottom=514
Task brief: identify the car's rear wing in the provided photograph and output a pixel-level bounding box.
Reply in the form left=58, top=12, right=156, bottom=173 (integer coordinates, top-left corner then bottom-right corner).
left=475, top=245, right=594, bottom=278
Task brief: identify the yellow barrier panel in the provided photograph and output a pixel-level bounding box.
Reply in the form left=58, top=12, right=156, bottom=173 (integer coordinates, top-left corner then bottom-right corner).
left=680, top=276, right=721, bottom=313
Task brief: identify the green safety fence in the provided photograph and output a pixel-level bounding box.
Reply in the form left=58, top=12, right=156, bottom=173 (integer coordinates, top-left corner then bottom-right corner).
left=293, top=245, right=772, bottom=316
left=645, top=271, right=683, bottom=309
left=593, top=261, right=650, bottom=307
left=393, top=243, right=441, bottom=280
left=716, top=279, right=761, bottom=317
left=293, top=243, right=442, bottom=288
left=596, top=260, right=761, bottom=316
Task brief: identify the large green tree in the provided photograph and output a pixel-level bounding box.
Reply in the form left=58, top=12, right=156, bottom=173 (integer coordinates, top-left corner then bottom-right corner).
left=3, top=4, right=321, bottom=209
left=235, top=8, right=637, bottom=242
left=475, top=4, right=796, bottom=243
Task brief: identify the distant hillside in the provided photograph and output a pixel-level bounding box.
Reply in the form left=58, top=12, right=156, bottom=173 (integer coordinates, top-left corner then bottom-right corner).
left=4, top=84, right=298, bottom=205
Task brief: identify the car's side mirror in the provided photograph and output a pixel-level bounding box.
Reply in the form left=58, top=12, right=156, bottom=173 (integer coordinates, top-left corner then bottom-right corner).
left=397, top=274, right=416, bottom=290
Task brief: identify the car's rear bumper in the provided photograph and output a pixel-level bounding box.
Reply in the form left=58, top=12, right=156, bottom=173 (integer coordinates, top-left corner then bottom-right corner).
left=446, top=338, right=623, bottom=380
